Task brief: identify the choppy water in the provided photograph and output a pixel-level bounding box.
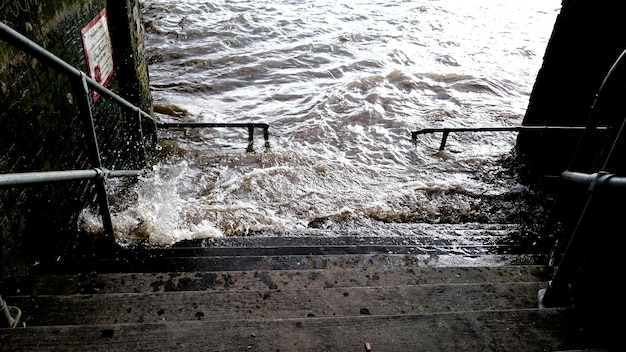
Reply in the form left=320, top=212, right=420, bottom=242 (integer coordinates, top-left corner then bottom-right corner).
left=81, top=0, right=561, bottom=246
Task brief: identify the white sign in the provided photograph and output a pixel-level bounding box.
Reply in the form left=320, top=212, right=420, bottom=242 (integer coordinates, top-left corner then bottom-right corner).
left=81, top=9, right=115, bottom=101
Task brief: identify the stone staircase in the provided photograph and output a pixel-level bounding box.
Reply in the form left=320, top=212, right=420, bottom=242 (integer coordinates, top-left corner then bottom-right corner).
left=0, top=223, right=619, bottom=351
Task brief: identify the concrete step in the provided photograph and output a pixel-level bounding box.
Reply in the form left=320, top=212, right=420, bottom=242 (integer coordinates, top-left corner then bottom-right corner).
left=0, top=309, right=584, bottom=352
left=1, top=265, right=551, bottom=295
left=37, top=251, right=546, bottom=275
left=8, top=282, right=547, bottom=326
left=32, top=229, right=547, bottom=275
left=3, top=224, right=612, bottom=351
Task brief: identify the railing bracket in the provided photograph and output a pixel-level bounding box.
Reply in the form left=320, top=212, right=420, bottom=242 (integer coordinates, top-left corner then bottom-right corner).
left=537, top=280, right=571, bottom=309
left=0, top=295, right=21, bottom=329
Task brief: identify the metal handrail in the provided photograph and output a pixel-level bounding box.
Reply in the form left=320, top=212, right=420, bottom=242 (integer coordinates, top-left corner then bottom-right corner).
left=0, top=19, right=270, bottom=241
left=0, top=294, right=20, bottom=329
left=537, top=47, right=626, bottom=309
left=412, top=125, right=609, bottom=150
left=0, top=20, right=156, bottom=240
left=0, top=168, right=147, bottom=188
left=157, top=121, right=270, bottom=149
left=0, top=21, right=156, bottom=127
left=560, top=170, right=626, bottom=190
left=0, top=21, right=271, bottom=150
left=537, top=170, right=626, bottom=308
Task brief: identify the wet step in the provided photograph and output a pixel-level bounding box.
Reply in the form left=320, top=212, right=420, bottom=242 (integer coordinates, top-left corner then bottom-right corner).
left=0, top=309, right=582, bottom=352
left=35, top=250, right=548, bottom=275
left=1, top=265, right=552, bottom=295
left=178, top=223, right=530, bottom=253
left=34, top=226, right=545, bottom=275
left=121, top=244, right=515, bottom=257
left=236, top=222, right=521, bottom=235
left=195, top=223, right=523, bottom=247
left=8, top=282, right=547, bottom=326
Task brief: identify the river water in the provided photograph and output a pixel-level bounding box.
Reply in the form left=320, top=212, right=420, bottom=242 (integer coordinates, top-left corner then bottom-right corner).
left=82, top=0, right=561, bottom=246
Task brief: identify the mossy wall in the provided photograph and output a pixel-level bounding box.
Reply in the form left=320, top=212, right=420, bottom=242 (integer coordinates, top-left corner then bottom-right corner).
left=0, top=0, right=155, bottom=277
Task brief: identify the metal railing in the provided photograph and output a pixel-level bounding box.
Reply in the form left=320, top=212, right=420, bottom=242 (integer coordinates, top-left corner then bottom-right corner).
left=0, top=19, right=272, bottom=241
left=0, top=20, right=155, bottom=240
left=537, top=169, right=626, bottom=308
left=0, top=22, right=157, bottom=134
left=0, top=21, right=272, bottom=151
left=559, top=170, right=626, bottom=190
left=537, top=47, right=626, bottom=310
left=412, top=125, right=609, bottom=150
left=0, top=168, right=146, bottom=188
left=157, top=121, right=270, bottom=151
left=0, top=22, right=148, bottom=238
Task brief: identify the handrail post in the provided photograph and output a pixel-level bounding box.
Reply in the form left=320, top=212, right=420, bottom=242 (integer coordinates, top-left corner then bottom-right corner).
left=74, top=73, right=115, bottom=241
left=263, top=125, right=270, bottom=148
left=538, top=187, right=597, bottom=308
left=246, top=125, right=255, bottom=152
left=248, top=125, right=254, bottom=144
left=439, top=131, right=450, bottom=150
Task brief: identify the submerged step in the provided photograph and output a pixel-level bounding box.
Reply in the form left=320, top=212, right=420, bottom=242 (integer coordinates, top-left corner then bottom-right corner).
left=197, top=223, right=522, bottom=247
left=183, top=222, right=526, bottom=250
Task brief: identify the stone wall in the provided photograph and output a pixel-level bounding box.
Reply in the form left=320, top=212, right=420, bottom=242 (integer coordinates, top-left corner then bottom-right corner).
left=0, top=0, right=154, bottom=277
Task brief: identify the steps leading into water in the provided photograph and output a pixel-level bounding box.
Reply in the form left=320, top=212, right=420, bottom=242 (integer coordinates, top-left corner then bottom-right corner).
left=0, top=223, right=621, bottom=351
